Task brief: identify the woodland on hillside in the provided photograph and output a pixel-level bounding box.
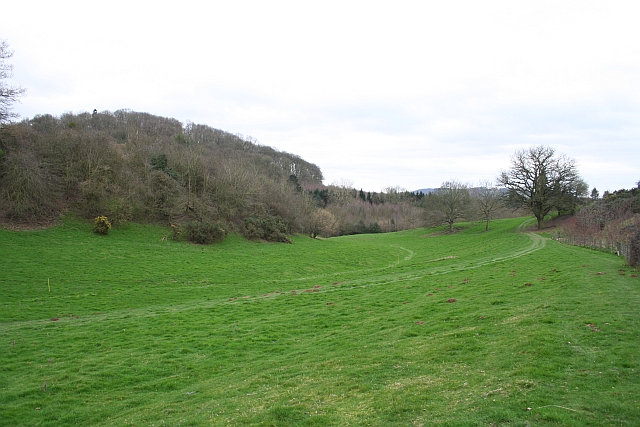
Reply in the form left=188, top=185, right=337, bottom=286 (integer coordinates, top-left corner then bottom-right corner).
left=0, top=110, right=529, bottom=241
left=0, top=110, right=322, bottom=240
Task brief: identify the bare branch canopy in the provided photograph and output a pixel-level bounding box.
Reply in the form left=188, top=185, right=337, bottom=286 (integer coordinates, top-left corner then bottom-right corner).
left=0, top=40, right=26, bottom=125
left=497, top=145, right=587, bottom=229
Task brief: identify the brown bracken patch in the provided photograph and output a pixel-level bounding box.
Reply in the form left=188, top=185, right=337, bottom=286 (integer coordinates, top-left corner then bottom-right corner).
left=50, top=318, right=59, bottom=321
left=524, top=283, right=533, bottom=287
left=426, top=293, right=434, bottom=296
left=446, top=298, right=457, bottom=303
left=415, top=321, right=425, bottom=325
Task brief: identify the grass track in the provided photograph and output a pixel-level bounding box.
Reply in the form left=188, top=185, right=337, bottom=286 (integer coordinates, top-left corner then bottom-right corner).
left=1, top=217, right=639, bottom=426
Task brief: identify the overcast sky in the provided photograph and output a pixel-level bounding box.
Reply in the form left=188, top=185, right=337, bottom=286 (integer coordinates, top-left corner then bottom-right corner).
left=4, top=1, right=639, bottom=193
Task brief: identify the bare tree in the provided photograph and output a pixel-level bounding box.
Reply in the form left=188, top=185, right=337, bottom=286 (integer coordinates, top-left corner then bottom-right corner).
left=473, top=180, right=503, bottom=231
left=497, top=145, right=585, bottom=230
left=433, top=180, right=471, bottom=231
left=308, top=208, right=338, bottom=238
left=0, top=40, right=26, bottom=125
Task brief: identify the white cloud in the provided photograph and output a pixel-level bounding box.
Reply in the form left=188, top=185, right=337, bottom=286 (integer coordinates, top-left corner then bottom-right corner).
left=3, top=0, right=639, bottom=192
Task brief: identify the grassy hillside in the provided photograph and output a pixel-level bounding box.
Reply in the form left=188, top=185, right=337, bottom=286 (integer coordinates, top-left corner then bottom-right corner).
left=1, top=217, right=639, bottom=426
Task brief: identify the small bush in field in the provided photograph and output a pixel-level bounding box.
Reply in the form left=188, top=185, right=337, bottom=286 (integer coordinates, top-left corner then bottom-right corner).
left=184, top=220, right=226, bottom=244
left=93, top=215, right=112, bottom=235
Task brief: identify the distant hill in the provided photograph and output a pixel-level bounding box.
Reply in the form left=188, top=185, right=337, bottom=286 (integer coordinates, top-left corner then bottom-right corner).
left=414, top=187, right=508, bottom=195
left=413, top=188, right=437, bottom=195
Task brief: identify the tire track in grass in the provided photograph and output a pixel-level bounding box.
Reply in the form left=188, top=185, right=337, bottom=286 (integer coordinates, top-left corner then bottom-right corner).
left=291, top=218, right=543, bottom=289
left=0, top=219, right=545, bottom=332
left=1, top=242, right=413, bottom=331
left=326, top=218, right=546, bottom=290
left=188, top=243, right=414, bottom=291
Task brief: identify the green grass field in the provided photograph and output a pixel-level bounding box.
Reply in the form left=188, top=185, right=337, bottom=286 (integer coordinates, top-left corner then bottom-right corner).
left=1, top=217, right=639, bottom=426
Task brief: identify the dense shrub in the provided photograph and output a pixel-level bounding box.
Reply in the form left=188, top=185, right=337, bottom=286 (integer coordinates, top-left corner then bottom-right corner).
left=184, top=220, right=226, bottom=244
left=105, top=197, right=133, bottom=226
left=93, top=215, right=111, bottom=235
left=354, top=220, right=381, bottom=234
left=241, top=216, right=292, bottom=243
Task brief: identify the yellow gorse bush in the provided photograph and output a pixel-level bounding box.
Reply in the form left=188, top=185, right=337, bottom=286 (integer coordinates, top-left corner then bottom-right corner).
left=93, top=215, right=112, bottom=235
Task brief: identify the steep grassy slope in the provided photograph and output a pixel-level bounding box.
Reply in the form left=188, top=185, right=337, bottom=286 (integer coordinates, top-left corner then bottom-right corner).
left=1, top=217, right=638, bottom=426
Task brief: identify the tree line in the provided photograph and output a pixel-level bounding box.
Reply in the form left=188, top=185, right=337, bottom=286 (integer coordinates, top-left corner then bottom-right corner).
left=0, top=110, right=465, bottom=240
left=0, top=109, right=599, bottom=244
